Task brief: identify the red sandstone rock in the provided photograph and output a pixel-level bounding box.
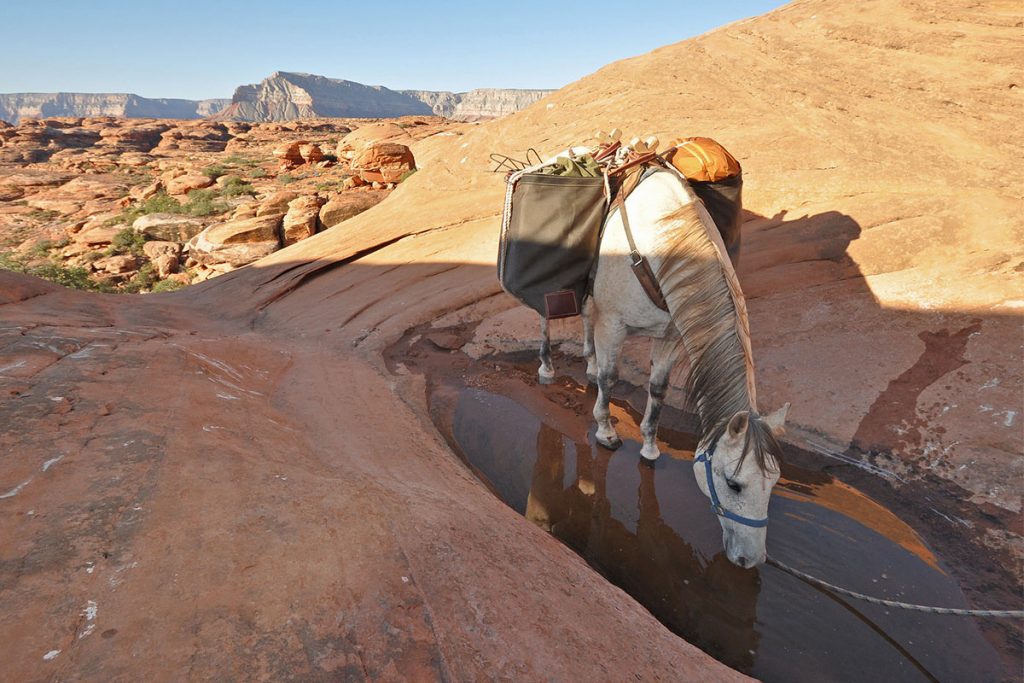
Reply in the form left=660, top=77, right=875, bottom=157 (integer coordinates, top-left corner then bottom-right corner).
left=318, top=190, right=388, bottom=228
left=166, top=173, right=214, bottom=196
left=256, top=190, right=299, bottom=217
left=282, top=195, right=325, bottom=245
left=352, top=141, right=415, bottom=184
left=272, top=140, right=307, bottom=168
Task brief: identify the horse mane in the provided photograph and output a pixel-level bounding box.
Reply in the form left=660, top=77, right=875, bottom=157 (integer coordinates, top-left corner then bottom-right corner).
left=654, top=182, right=781, bottom=474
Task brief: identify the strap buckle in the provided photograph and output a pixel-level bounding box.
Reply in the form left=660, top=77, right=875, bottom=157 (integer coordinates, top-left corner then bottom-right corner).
left=629, top=250, right=644, bottom=267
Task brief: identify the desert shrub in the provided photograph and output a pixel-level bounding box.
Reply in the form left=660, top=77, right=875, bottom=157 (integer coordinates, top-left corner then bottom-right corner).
left=27, top=208, right=60, bottom=221
left=30, top=240, right=57, bottom=258
left=121, top=263, right=157, bottom=293
left=182, top=189, right=230, bottom=217
left=107, top=228, right=147, bottom=256
left=250, top=168, right=268, bottom=178
left=203, top=164, right=229, bottom=180
left=278, top=173, right=296, bottom=184
left=220, top=177, right=256, bottom=197
left=151, top=278, right=186, bottom=293
left=0, top=251, right=112, bottom=292
left=398, top=168, right=418, bottom=182
left=220, top=154, right=259, bottom=167
left=108, top=191, right=184, bottom=226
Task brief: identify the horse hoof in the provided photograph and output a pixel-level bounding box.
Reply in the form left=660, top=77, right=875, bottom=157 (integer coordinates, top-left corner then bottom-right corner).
left=538, top=372, right=556, bottom=385
left=596, top=434, right=622, bottom=450
left=640, top=446, right=661, bottom=461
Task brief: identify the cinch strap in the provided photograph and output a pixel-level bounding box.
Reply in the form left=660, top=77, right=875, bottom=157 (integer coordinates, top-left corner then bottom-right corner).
left=695, top=440, right=769, bottom=528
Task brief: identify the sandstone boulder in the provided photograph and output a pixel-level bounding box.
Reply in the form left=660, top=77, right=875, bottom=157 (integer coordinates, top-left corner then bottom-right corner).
left=132, top=213, right=205, bottom=242
left=189, top=214, right=282, bottom=267
left=95, top=124, right=169, bottom=153
left=335, top=123, right=413, bottom=159
left=142, top=240, right=181, bottom=261
left=93, top=254, right=139, bottom=274
left=272, top=141, right=307, bottom=168
left=129, top=180, right=163, bottom=202
left=282, top=195, right=325, bottom=246
left=299, top=144, right=323, bottom=164
left=352, top=142, right=415, bottom=184
left=256, top=190, right=299, bottom=217
left=152, top=253, right=179, bottom=278
left=166, top=173, right=215, bottom=196
left=318, top=190, right=388, bottom=229
left=73, top=225, right=122, bottom=246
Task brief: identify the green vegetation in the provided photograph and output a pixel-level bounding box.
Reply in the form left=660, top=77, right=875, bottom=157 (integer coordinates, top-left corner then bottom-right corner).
left=182, top=189, right=230, bottom=216
left=278, top=173, right=297, bottom=184
left=106, top=228, right=147, bottom=257
left=108, top=187, right=231, bottom=226
left=121, top=263, right=157, bottom=294
left=151, top=278, right=186, bottom=293
left=219, top=153, right=260, bottom=168
left=0, top=251, right=112, bottom=292
left=202, top=164, right=230, bottom=180
left=219, top=176, right=256, bottom=197
left=250, top=167, right=268, bottom=179
left=26, top=208, right=60, bottom=221
left=399, top=168, right=418, bottom=182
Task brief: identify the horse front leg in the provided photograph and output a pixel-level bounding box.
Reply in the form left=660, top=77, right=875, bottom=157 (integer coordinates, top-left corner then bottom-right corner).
left=538, top=316, right=555, bottom=384
left=640, top=338, right=676, bottom=461
left=592, top=316, right=627, bottom=449
left=582, top=299, right=597, bottom=384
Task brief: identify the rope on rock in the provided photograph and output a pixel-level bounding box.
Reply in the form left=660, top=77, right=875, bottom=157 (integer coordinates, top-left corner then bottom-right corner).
left=766, top=556, right=1024, bottom=618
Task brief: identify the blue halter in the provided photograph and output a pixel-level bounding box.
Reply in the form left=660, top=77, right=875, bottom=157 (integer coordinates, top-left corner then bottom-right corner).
left=694, top=439, right=769, bottom=528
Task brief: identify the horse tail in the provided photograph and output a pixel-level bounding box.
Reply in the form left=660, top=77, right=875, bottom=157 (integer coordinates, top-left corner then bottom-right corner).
left=654, top=182, right=758, bottom=432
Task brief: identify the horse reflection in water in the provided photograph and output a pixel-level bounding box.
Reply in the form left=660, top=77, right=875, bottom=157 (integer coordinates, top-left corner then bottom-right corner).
left=524, top=422, right=761, bottom=669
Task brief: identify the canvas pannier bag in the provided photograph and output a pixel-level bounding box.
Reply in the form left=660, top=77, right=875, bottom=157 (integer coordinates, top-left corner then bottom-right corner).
left=499, top=171, right=606, bottom=319
left=665, top=137, right=744, bottom=264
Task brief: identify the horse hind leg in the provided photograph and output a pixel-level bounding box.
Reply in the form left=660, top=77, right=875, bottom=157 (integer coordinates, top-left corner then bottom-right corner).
left=640, top=338, right=676, bottom=461
left=538, top=317, right=555, bottom=384
left=592, top=316, right=627, bottom=450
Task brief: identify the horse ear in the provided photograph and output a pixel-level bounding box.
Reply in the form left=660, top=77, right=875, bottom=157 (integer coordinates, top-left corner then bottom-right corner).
left=727, top=411, right=750, bottom=439
left=764, top=403, right=790, bottom=436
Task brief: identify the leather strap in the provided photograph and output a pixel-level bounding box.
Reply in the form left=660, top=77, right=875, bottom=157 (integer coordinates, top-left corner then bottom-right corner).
left=613, top=170, right=669, bottom=311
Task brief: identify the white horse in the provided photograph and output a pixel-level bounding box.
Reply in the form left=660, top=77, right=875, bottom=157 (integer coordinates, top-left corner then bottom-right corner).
left=538, top=162, right=789, bottom=568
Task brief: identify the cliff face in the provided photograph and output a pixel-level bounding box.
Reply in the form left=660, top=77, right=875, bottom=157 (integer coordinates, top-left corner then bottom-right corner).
left=0, top=93, right=229, bottom=124
left=401, top=87, right=553, bottom=120
left=447, top=88, right=553, bottom=120
left=214, top=72, right=436, bottom=121
left=0, top=75, right=551, bottom=125
left=216, top=72, right=552, bottom=121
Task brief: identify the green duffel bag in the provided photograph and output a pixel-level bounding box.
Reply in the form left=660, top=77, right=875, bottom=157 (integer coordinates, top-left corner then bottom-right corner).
left=498, top=169, right=607, bottom=319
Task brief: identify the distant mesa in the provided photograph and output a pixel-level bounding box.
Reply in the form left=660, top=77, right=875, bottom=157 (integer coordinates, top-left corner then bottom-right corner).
left=0, top=72, right=553, bottom=124
left=0, top=93, right=230, bottom=125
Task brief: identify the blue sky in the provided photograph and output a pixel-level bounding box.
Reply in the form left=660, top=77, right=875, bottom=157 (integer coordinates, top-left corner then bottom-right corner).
left=1, top=1, right=785, bottom=98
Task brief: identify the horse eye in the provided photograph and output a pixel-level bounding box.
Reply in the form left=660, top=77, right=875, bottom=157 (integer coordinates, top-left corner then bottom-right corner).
left=726, top=479, right=743, bottom=493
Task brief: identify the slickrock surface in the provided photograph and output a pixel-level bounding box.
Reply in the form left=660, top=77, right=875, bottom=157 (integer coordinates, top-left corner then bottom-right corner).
left=1, top=0, right=1021, bottom=679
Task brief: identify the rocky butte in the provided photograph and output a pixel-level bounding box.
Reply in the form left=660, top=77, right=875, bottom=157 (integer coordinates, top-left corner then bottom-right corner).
left=214, top=71, right=553, bottom=122
left=0, top=0, right=1021, bottom=680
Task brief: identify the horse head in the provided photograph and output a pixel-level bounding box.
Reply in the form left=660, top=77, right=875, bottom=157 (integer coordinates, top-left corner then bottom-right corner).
left=692, top=403, right=789, bottom=568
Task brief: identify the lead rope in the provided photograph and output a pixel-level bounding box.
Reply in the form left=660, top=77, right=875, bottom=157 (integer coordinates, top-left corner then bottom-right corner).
left=766, top=556, right=1024, bottom=618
